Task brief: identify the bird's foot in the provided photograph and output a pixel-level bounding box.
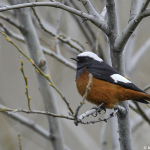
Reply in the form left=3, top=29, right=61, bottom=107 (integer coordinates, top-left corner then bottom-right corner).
left=91, top=102, right=105, bottom=117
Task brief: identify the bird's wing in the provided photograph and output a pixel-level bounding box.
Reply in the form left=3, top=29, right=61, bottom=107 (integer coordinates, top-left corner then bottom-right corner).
left=86, top=61, right=145, bottom=93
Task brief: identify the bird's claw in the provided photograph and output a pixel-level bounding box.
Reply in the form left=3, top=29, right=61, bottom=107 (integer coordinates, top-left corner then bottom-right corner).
left=91, top=102, right=105, bottom=117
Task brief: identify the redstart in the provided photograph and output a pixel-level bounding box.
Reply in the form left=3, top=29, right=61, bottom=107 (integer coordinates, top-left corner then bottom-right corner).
left=71, top=52, right=150, bottom=109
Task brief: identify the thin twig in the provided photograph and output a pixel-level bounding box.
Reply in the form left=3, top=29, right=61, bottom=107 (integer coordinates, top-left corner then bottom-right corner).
left=18, top=134, right=22, bottom=150
left=0, top=14, right=21, bottom=28
left=0, top=103, right=50, bottom=138
left=0, top=31, right=74, bottom=115
left=143, top=84, right=150, bottom=92
left=0, top=22, right=24, bottom=42
left=19, top=56, right=31, bottom=110
left=0, top=107, right=74, bottom=120
left=74, top=74, right=93, bottom=126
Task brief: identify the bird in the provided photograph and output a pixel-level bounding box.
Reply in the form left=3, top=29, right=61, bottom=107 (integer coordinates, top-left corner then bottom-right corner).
left=71, top=51, right=150, bottom=109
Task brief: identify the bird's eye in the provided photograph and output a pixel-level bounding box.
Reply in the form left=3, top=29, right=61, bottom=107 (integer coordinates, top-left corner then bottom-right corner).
left=84, top=58, right=88, bottom=61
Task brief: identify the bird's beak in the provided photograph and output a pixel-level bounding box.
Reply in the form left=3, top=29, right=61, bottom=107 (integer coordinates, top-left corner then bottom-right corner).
left=70, top=57, right=79, bottom=62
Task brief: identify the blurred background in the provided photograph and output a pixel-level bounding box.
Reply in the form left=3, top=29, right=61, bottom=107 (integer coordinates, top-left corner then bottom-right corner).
left=0, top=0, right=150, bottom=150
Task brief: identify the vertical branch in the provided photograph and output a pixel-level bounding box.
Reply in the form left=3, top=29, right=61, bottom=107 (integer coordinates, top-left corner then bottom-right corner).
left=10, top=0, right=65, bottom=149
left=100, top=111, right=109, bottom=150
left=106, top=0, right=133, bottom=150
left=110, top=116, right=120, bottom=150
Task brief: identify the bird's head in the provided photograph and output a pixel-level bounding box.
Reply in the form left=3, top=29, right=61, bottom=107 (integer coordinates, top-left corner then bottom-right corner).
left=71, top=52, right=103, bottom=70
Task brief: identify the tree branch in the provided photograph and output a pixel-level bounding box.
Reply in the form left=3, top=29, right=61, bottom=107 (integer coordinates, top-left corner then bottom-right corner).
left=106, top=0, right=118, bottom=36
left=0, top=104, right=50, bottom=139
left=115, top=0, right=150, bottom=51
left=142, top=8, right=150, bottom=17
left=100, top=113, right=108, bottom=150
left=0, top=1, right=109, bottom=34
left=0, top=13, right=21, bottom=28
left=129, top=0, right=143, bottom=22
left=79, top=0, right=100, bottom=16
left=0, top=107, right=74, bottom=120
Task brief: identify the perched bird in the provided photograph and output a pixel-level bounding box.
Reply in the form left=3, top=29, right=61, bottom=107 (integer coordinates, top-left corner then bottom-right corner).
left=71, top=52, right=150, bottom=109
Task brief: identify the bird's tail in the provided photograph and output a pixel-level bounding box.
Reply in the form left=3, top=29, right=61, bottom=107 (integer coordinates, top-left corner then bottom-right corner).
left=133, top=94, right=150, bottom=104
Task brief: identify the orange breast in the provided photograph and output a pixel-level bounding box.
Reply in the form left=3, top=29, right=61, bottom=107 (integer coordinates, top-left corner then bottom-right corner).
left=76, top=69, right=150, bottom=108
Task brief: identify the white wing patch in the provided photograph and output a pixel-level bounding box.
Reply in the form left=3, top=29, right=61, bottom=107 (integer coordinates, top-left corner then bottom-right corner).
left=110, top=74, right=131, bottom=83
left=78, top=52, right=103, bottom=62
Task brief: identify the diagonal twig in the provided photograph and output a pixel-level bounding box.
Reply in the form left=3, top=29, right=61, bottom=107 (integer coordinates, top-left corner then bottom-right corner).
left=74, top=73, right=93, bottom=125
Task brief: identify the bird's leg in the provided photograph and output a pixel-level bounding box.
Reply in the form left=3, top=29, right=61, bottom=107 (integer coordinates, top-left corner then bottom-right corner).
left=91, top=102, right=105, bottom=117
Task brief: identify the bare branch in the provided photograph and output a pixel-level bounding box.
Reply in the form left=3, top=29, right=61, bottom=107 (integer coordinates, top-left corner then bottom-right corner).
left=0, top=104, right=50, bottom=139
left=0, top=14, right=21, bottom=28
left=0, top=22, right=24, bottom=42
left=142, top=8, right=150, bottom=17
left=106, top=0, right=118, bottom=36
left=143, top=84, right=150, bottom=92
left=0, top=107, right=74, bottom=120
left=110, top=116, right=120, bottom=150
left=79, top=0, right=100, bottom=16
left=79, top=109, right=118, bottom=125
left=78, top=107, right=103, bottom=121
left=129, top=0, right=143, bottom=22
left=0, top=1, right=109, bottom=34
left=115, top=0, right=150, bottom=51
left=100, top=113, right=108, bottom=150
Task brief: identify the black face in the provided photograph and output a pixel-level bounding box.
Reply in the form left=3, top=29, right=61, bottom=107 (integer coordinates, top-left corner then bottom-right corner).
left=77, top=56, right=93, bottom=69
left=71, top=56, right=94, bottom=80
left=71, top=56, right=93, bottom=69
